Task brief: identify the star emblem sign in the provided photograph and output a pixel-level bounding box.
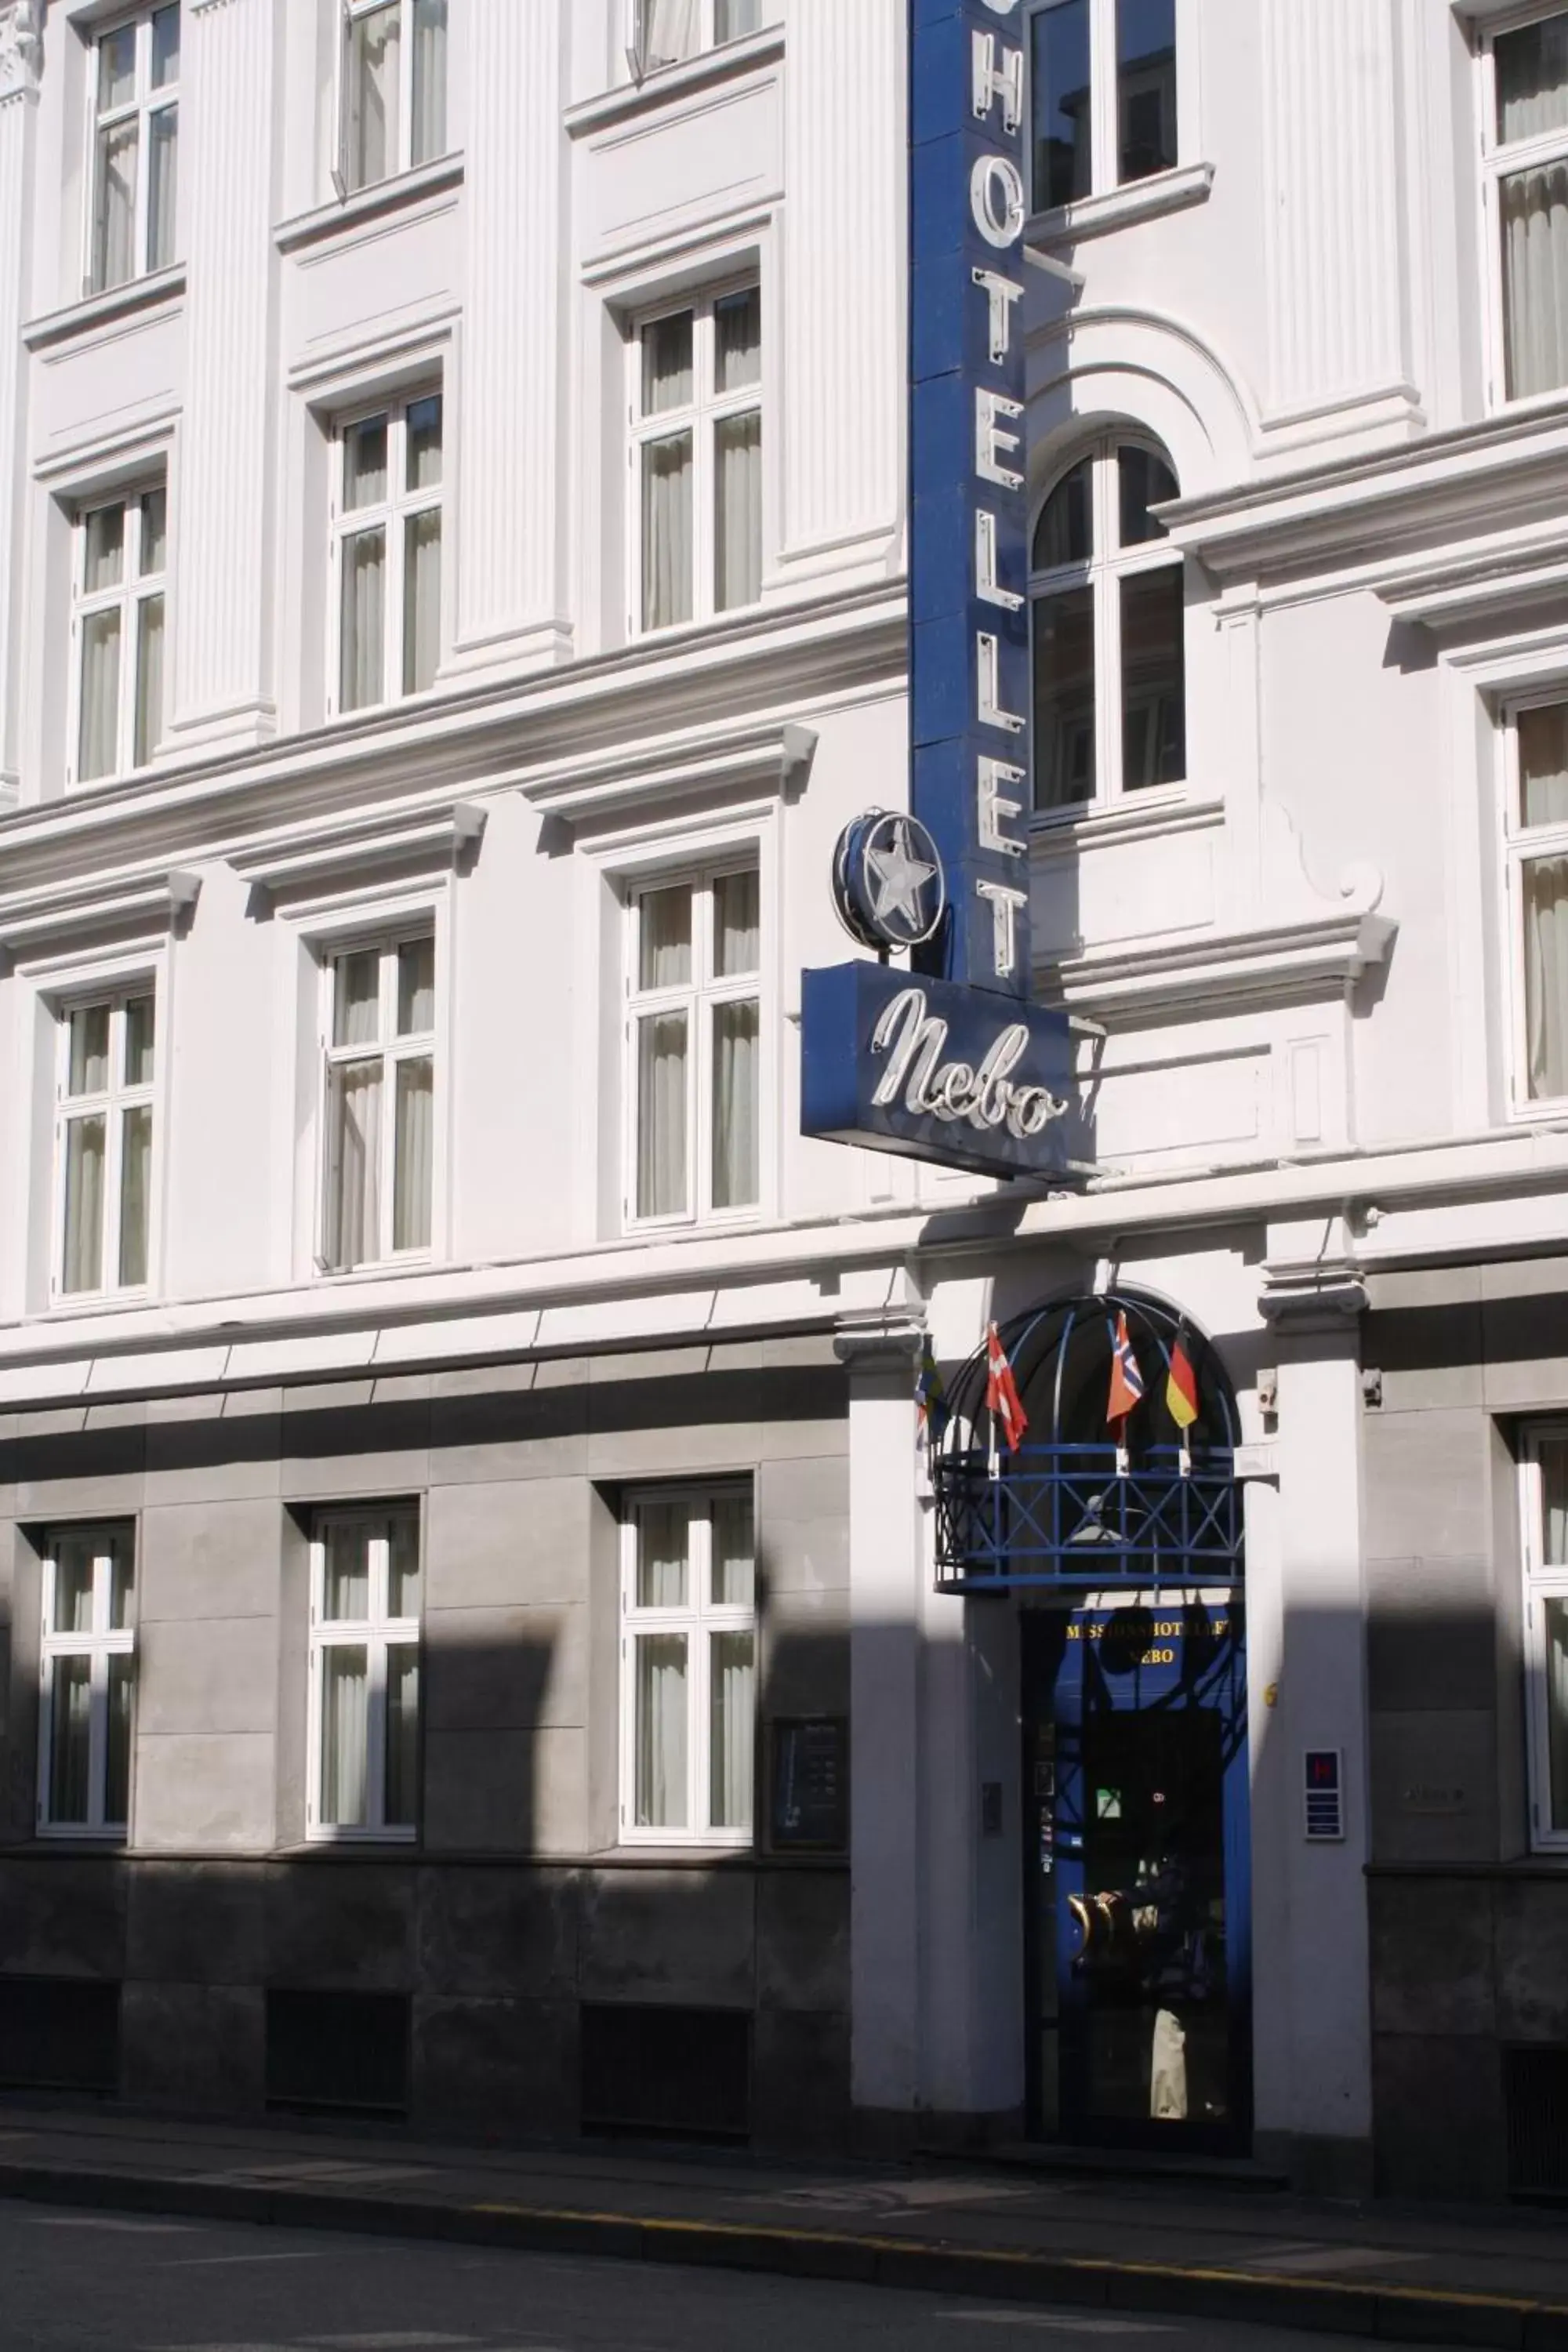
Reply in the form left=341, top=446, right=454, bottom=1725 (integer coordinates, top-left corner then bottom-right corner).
left=866, top=818, right=939, bottom=935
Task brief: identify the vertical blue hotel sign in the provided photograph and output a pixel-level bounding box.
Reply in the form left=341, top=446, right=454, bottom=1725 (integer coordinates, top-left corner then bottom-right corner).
left=798, top=0, right=1076, bottom=1181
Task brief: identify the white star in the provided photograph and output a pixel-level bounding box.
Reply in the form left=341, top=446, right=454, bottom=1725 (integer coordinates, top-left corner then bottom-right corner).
left=866, top=818, right=938, bottom=931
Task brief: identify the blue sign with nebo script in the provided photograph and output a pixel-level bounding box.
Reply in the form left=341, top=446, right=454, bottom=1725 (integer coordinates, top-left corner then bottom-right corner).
left=798, top=0, right=1077, bottom=1182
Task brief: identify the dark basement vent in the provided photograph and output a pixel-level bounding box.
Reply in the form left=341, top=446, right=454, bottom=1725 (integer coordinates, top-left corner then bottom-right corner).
left=580, top=2002, right=750, bottom=2143
left=1505, top=2044, right=1568, bottom=2198
left=265, top=1989, right=410, bottom=2118
left=0, top=1976, right=121, bottom=2095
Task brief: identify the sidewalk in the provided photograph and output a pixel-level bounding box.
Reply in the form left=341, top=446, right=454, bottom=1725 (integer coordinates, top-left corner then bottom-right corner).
left=2, top=2101, right=1567, bottom=2347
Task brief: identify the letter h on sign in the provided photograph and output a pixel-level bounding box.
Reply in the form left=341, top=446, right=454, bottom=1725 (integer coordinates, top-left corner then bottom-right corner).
left=909, top=0, right=1031, bottom=999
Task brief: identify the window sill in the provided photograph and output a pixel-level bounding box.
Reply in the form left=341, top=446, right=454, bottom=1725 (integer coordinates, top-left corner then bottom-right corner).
left=275, top=153, right=466, bottom=258
left=304, top=1827, right=419, bottom=1848
left=566, top=25, right=785, bottom=140
left=23, top=264, right=187, bottom=354
left=1026, top=161, right=1215, bottom=252
left=1031, top=789, right=1223, bottom=855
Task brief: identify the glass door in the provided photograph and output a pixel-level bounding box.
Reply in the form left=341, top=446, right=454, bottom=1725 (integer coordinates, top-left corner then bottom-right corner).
left=1022, top=1599, right=1250, bottom=2153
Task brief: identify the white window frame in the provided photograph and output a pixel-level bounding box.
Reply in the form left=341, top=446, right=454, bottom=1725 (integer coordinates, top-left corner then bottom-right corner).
left=83, top=4, right=180, bottom=296
left=619, top=1483, right=757, bottom=1850
left=1499, top=687, right=1568, bottom=1116
left=1477, top=4, right=1568, bottom=412
left=1025, top=0, right=1184, bottom=213
left=336, top=0, right=449, bottom=197
left=327, top=389, right=444, bottom=718
left=318, top=927, right=437, bottom=1274
left=630, top=0, right=764, bottom=77
left=628, top=280, right=764, bottom=638
left=1029, top=431, right=1185, bottom=817
left=623, top=855, right=763, bottom=1232
left=68, top=482, right=168, bottom=787
left=307, top=1505, right=421, bottom=1845
left=38, top=1525, right=136, bottom=1842
left=1519, top=1425, right=1568, bottom=1850
left=51, top=982, right=158, bottom=1304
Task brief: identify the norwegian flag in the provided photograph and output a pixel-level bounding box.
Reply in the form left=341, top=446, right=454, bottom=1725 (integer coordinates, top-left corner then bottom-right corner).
left=985, top=1323, right=1029, bottom=1455
left=1106, top=1311, right=1145, bottom=1427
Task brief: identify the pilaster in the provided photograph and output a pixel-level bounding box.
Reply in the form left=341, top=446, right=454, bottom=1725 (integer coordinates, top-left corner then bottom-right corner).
left=837, top=1311, right=923, bottom=2143
left=0, top=4, right=42, bottom=804
left=165, top=0, right=278, bottom=757
left=448, top=0, right=569, bottom=684
left=775, top=0, right=903, bottom=593
left=1253, top=1269, right=1374, bottom=2194
left=1259, top=0, right=1421, bottom=458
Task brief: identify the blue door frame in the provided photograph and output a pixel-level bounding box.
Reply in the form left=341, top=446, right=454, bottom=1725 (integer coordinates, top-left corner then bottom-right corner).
left=1023, top=1599, right=1252, bottom=2154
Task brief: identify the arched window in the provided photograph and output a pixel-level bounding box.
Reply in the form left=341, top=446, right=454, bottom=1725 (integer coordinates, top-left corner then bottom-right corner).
left=1031, top=434, right=1185, bottom=813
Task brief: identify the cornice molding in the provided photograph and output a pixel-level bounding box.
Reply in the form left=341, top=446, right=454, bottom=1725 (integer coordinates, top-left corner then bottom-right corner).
left=1042, top=906, right=1398, bottom=1025
left=517, top=721, right=818, bottom=826
left=0, top=863, right=201, bottom=963
left=230, top=797, right=487, bottom=908
left=565, top=26, right=784, bottom=141
left=23, top=266, right=186, bottom=354
left=274, top=154, right=465, bottom=259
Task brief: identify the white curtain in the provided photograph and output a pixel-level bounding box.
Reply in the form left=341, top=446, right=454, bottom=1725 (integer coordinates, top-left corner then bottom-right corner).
left=714, top=869, right=759, bottom=976
left=94, top=121, right=136, bottom=292
left=411, top=0, right=448, bottom=166
left=347, top=3, right=400, bottom=191
left=710, top=1632, right=754, bottom=1829
left=1502, top=163, right=1568, bottom=401
left=640, top=884, right=691, bottom=988
left=384, top=1646, right=419, bottom=1828
left=715, top=412, right=761, bottom=612
left=643, top=0, right=699, bottom=68
left=323, top=1522, right=371, bottom=1621
left=392, top=1058, right=433, bottom=1250
left=1522, top=703, right=1568, bottom=827
left=53, top=1539, right=97, bottom=1635
left=716, top=0, right=762, bottom=42
left=328, top=1062, right=382, bottom=1269
left=61, top=1116, right=106, bottom=1294
left=148, top=107, right=178, bottom=273
left=637, top=1012, right=688, bottom=1217
left=341, top=528, right=386, bottom=710
left=711, top=998, right=758, bottom=1210
left=118, top=1105, right=152, bottom=1287
left=1525, top=856, right=1568, bottom=1099
left=69, top=1004, right=110, bottom=1095
left=78, top=610, right=122, bottom=782
left=389, top=1514, right=422, bottom=1616
left=637, top=1498, right=688, bottom=1606
left=134, top=593, right=164, bottom=768
left=49, top=1659, right=93, bottom=1825
left=402, top=511, right=441, bottom=695
left=642, top=434, right=693, bottom=629
left=1498, top=19, right=1568, bottom=143
left=636, top=1635, right=688, bottom=1826
left=710, top=1494, right=755, bottom=1606
left=321, top=1646, right=370, bottom=1827
left=105, top=1656, right=133, bottom=1827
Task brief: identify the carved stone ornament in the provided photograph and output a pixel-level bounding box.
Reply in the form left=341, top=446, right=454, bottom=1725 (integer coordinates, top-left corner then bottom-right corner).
left=0, top=2, right=44, bottom=98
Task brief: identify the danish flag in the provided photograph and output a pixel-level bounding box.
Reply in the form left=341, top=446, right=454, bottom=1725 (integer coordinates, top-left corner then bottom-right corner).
left=985, top=1323, right=1029, bottom=1454
left=1106, top=1311, right=1145, bottom=1427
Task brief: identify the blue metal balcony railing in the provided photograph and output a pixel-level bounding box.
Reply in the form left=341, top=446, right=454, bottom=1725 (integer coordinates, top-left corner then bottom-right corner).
left=932, top=1443, right=1243, bottom=1593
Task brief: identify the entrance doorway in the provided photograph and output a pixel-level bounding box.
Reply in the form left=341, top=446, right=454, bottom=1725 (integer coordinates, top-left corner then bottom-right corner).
left=1022, top=1597, right=1251, bottom=2154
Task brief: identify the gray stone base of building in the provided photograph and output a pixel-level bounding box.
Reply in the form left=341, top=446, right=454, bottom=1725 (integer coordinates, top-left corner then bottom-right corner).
left=0, top=1853, right=852, bottom=2156
left=1252, top=2129, right=1374, bottom=2201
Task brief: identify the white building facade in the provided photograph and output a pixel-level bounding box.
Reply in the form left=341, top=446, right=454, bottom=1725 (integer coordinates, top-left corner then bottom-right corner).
left=0, top=0, right=1566, bottom=2199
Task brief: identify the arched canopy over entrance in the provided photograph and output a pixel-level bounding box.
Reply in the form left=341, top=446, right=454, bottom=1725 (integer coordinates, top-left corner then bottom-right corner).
left=932, top=1290, right=1243, bottom=1595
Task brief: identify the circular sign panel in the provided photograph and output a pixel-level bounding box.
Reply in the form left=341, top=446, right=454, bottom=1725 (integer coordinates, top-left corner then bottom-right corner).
left=831, top=809, right=947, bottom=953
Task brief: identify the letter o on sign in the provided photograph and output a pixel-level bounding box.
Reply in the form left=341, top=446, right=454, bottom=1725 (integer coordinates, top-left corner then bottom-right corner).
left=971, top=154, right=1025, bottom=249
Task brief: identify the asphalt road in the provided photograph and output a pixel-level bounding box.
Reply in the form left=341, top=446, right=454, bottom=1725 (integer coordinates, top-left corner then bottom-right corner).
left=0, top=2201, right=1450, bottom=2352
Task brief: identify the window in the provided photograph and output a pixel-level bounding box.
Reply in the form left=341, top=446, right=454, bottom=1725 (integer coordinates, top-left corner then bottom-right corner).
left=72, top=486, right=167, bottom=784
left=620, top=1486, right=756, bottom=1845
left=88, top=5, right=180, bottom=294
left=1481, top=9, right=1568, bottom=403
left=1504, top=696, right=1568, bottom=1105
left=338, top=0, right=448, bottom=195
left=1031, top=434, right=1185, bottom=813
left=308, top=1508, right=420, bottom=1839
left=628, top=861, right=760, bottom=1225
left=321, top=933, right=435, bottom=1272
left=1030, top=0, right=1176, bottom=213
left=633, top=0, right=762, bottom=74
left=332, top=394, right=442, bottom=714
left=38, top=1526, right=136, bottom=1838
left=54, top=989, right=156, bottom=1299
left=633, top=285, right=762, bottom=633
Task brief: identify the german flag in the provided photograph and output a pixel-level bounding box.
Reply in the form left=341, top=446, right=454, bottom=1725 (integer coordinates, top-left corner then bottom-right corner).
left=1166, top=1331, right=1200, bottom=1432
